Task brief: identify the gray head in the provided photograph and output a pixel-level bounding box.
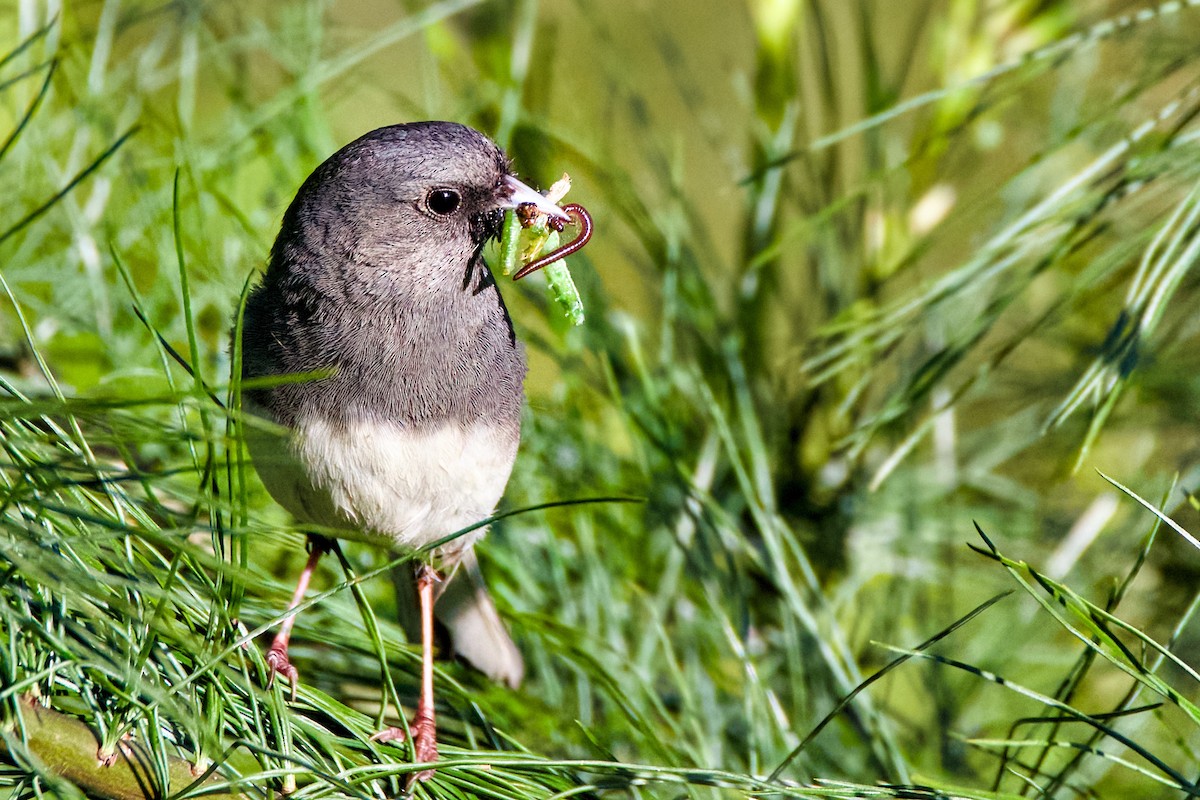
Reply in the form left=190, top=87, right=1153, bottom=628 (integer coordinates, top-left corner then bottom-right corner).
left=266, top=122, right=564, bottom=300
left=242, top=121, right=561, bottom=427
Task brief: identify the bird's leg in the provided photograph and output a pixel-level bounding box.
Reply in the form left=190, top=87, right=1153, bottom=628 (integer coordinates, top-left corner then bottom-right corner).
left=371, top=562, right=440, bottom=785
left=266, top=536, right=328, bottom=698
left=411, top=563, right=439, bottom=779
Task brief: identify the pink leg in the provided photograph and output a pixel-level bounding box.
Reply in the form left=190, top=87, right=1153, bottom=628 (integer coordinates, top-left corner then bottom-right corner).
left=372, top=563, right=439, bottom=785
left=265, top=540, right=327, bottom=698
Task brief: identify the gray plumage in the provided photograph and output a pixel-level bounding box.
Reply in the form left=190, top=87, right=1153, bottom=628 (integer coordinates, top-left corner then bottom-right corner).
left=243, top=122, right=525, bottom=433
left=240, top=121, right=532, bottom=687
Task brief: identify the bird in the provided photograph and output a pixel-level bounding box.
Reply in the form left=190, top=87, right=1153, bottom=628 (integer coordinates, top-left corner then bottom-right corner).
left=237, top=121, right=570, bottom=782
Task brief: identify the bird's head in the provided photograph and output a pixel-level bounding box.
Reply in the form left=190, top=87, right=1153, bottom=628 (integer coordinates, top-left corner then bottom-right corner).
left=270, top=121, right=566, bottom=291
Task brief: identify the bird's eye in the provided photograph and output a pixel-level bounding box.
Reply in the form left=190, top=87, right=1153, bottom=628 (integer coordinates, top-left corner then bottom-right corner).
left=426, top=189, right=461, bottom=216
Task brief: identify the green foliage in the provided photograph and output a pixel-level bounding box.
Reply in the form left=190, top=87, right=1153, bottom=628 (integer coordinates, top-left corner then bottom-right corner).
left=3, top=1, right=1200, bottom=798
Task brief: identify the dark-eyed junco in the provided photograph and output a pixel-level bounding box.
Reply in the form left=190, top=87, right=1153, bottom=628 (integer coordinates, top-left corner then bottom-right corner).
left=238, top=121, right=571, bottom=781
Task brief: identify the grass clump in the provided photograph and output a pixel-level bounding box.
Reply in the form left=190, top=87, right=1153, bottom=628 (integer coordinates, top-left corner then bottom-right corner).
left=4, top=1, right=1200, bottom=798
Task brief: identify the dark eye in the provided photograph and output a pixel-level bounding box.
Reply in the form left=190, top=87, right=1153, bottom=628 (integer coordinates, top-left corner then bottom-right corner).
left=426, top=189, right=461, bottom=215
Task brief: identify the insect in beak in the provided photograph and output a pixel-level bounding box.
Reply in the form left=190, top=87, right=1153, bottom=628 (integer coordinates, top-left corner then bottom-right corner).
left=512, top=204, right=593, bottom=280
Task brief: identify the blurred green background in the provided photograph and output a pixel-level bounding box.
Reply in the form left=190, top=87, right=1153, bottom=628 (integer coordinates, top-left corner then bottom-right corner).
left=4, top=1, right=1200, bottom=798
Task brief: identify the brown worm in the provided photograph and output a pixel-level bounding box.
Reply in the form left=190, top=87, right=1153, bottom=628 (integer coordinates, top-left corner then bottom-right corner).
left=512, top=203, right=594, bottom=280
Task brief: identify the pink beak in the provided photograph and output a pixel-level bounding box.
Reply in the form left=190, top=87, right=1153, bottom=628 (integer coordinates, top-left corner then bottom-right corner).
left=499, top=175, right=570, bottom=223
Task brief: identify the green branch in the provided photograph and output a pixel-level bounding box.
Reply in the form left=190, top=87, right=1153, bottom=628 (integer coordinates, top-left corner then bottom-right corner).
left=1, top=696, right=245, bottom=800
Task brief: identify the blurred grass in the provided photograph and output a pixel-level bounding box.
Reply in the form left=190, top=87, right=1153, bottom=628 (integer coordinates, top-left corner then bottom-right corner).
left=3, top=0, right=1200, bottom=798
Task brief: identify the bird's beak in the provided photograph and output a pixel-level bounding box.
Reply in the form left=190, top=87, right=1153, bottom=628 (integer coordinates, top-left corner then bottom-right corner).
left=499, top=175, right=570, bottom=223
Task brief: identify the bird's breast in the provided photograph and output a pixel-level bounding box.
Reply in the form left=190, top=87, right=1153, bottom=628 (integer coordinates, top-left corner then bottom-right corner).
left=245, top=407, right=519, bottom=554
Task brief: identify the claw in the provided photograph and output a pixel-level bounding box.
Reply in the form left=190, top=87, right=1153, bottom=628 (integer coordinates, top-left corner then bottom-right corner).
left=371, top=709, right=437, bottom=785
left=265, top=641, right=299, bottom=700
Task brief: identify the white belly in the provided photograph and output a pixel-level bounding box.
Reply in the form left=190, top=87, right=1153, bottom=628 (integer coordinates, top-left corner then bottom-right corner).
left=245, top=410, right=518, bottom=555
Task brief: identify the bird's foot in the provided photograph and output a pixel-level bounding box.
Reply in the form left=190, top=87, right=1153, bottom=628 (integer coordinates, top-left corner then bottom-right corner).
left=371, top=708, right=437, bottom=784
left=265, top=640, right=299, bottom=700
